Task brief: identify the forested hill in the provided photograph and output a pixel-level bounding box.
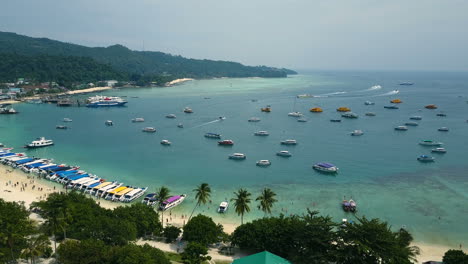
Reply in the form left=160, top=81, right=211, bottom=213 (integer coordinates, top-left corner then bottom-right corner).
left=0, top=31, right=296, bottom=78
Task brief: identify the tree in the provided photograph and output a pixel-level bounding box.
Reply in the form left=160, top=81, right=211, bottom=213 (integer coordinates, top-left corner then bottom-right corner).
left=163, top=226, right=181, bottom=243
left=443, top=249, right=468, bottom=264
left=231, top=188, right=252, bottom=225
left=155, top=186, right=171, bottom=227
left=113, top=203, right=163, bottom=237
left=256, top=188, right=277, bottom=216
left=188, top=183, right=211, bottom=220
left=110, top=243, right=170, bottom=264
left=183, top=214, right=222, bottom=245
left=181, top=242, right=211, bottom=264
left=20, top=234, right=52, bottom=264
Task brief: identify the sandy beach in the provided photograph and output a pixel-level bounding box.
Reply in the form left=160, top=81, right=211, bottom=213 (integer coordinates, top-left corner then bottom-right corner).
left=165, top=78, right=194, bottom=87
left=62, top=86, right=112, bottom=95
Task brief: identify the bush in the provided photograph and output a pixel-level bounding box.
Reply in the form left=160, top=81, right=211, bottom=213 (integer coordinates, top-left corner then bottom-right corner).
left=182, top=214, right=223, bottom=245
left=443, top=249, right=468, bottom=264
left=163, top=226, right=181, bottom=243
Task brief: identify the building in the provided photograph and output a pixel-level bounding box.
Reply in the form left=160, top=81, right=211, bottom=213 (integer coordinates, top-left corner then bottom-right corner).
left=231, top=251, right=291, bottom=264
left=106, top=80, right=118, bottom=87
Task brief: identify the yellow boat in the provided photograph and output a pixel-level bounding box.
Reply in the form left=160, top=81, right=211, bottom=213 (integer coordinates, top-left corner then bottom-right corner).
left=261, top=106, right=271, bottom=112
left=92, top=181, right=111, bottom=190
left=109, top=186, right=127, bottom=195
left=113, top=188, right=134, bottom=200
left=390, top=99, right=402, bottom=103
left=336, top=107, right=351, bottom=112
left=310, top=107, right=323, bottom=113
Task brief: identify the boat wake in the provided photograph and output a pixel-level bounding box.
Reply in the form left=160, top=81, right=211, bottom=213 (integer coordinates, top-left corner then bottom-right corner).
left=367, top=85, right=382, bottom=91
left=191, top=118, right=224, bottom=129
left=374, top=90, right=399, bottom=97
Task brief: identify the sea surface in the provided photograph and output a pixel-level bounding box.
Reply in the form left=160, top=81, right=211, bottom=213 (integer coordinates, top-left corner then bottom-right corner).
left=1, top=71, right=468, bottom=246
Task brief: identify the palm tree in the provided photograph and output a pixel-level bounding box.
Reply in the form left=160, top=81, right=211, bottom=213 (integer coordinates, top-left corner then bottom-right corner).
left=231, top=188, right=252, bottom=225
left=155, top=186, right=171, bottom=227
left=188, top=183, right=211, bottom=220
left=256, top=188, right=277, bottom=216
left=21, top=234, right=50, bottom=264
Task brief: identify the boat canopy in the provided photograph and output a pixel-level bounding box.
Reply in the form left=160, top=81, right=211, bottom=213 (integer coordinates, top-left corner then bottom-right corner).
left=164, top=195, right=181, bottom=204
left=317, top=162, right=335, bottom=168
left=15, top=158, right=34, bottom=164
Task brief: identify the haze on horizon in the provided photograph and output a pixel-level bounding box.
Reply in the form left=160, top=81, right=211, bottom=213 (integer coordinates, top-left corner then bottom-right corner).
left=1, top=0, right=467, bottom=72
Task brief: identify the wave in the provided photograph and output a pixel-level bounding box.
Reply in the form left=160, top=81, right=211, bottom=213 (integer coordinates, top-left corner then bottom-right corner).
left=374, top=90, right=399, bottom=97
left=368, top=85, right=382, bottom=91
left=319, top=91, right=347, bottom=96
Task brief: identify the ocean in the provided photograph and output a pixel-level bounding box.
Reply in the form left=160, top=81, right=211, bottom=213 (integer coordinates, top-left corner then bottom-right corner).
left=1, top=71, right=467, bottom=246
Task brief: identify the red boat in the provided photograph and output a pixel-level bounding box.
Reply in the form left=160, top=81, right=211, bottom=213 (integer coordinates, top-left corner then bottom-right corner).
left=218, top=140, right=234, bottom=146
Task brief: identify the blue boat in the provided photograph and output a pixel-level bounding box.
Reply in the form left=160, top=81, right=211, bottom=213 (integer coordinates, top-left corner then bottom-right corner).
left=384, top=105, right=399, bottom=109
left=15, top=158, right=34, bottom=165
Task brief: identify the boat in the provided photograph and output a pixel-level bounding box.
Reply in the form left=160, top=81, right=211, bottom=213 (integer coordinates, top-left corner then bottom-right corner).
left=177, top=123, right=184, bottom=128
left=384, top=105, right=399, bottom=109
left=330, top=119, right=341, bottom=122
left=310, top=107, right=323, bottom=113
left=63, top=118, right=73, bottom=122
left=276, top=150, right=292, bottom=157
left=142, top=193, right=158, bottom=206
left=336, top=107, right=351, bottom=112
left=166, top=114, right=177, bottom=119
left=350, top=130, right=364, bottom=136
left=405, top=122, right=419, bottom=126
left=438, top=127, right=449, bottom=132
left=218, top=201, right=229, bottom=213
left=142, top=127, right=156, bottom=133
left=183, top=107, right=193, bottom=113
left=218, top=140, right=234, bottom=146
left=409, top=116, right=422, bottom=120
left=254, top=131, right=269, bottom=136
left=159, top=194, right=187, bottom=211
left=394, top=126, right=408, bottom=131
left=341, top=112, right=358, bottom=118
left=365, top=112, right=376, bottom=116
left=56, top=125, right=68, bottom=129
left=261, top=106, right=271, bottom=112
left=105, top=120, right=113, bottom=126
left=297, top=94, right=313, bottom=98
left=160, top=140, right=171, bottom=145
left=364, top=101, right=375, bottom=105
left=132, top=118, right=145, bottom=122
left=312, top=162, right=338, bottom=173
left=399, top=82, right=414, bottom=86
left=390, top=99, right=402, bottom=103
left=256, top=160, right=271, bottom=166
left=417, top=155, right=435, bottom=162
left=419, top=140, right=443, bottom=146
left=229, top=153, right=246, bottom=160
left=205, top=133, right=221, bottom=139
left=288, top=112, right=303, bottom=117
left=0, top=107, right=18, bottom=114
left=218, top=116, right=226, bottom=120
left=57, top=99, right=72, bottom=107
left=86, top=95, right=127, bottom=107
left=248, top=117, right=261, bottom=122
left=342, top=199, right=357, bottom=212
left=425, top=104, right=438, bottom=109
left=281, top=139, right=297, bottom=145
left=436, top=113, right=447, bottom=117
left=25, top=137, right=54, bottom=148
left=432, top=147, right=447, bottom=153
left=122, top=187, right=148, bottom=203
left=112, top=187, right=135, bottom=202
left=297, top=118, right=308, bottom=122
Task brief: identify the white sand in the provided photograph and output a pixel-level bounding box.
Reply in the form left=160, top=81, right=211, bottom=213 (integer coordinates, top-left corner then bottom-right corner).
left=61, top=86, right=112, bottom=95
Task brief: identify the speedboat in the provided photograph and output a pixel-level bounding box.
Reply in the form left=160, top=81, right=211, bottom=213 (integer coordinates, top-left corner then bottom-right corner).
left=56, top=125, right=67, bottom=129
left=86, top=96, right=127, bottom=107
left=409, top=116, right=422, bottom=120
left=394, top=126, right=408, bottom=131
left=417, top=155, right=435, bottom=162
left=342, top=199, right=357, bottom=212
left=297, top=118, right=308, bottom=122
left=121, top=187, right=148, bottom=203
left=261, top=106, right=271, bottom=112
left=248, top=117, right=261, bottom=122
left=337, top=107, right=351, bottom=112
left=183, top=107, right=193, bottom=113
left=419, top=140, right=443, bottom=146
left=384, top=105, right=399, bottom=109
left=256, top=160, right=271, bottom=166
left=281, top=139, right=297, bottom=145
left=105, top=120, right=113, bottom=126
left=63, top=118, right=73, bottom=122
left=310, top=107, right=323, bottom=113
left=330, top=119, right=341, bottom=122
left=313, top=162, right=338, bottom=173
left=159, top=194, right=186, bottom=211
left=218, top=201, right=229, bottom=213
left=288, top=112, right=303, bottom=117
left=425, top=104, right=438, bottom=109
left=142, top=193, right=158, bottom=206
left=177, top=123, right=184, bottom=128
left=431, top=148, right=447, bottom=153
left=25, top=137, right=54, bottom=148
left=436, top=113, right=447, bottom=117
left=132, top=118, right=145, bottom=122
left=350, top=130, right=364, bottom=136
left=405, top=122, right=419, bottom=126
left=142, top=127, right=156, bottom=133
left=365, top=112, right=376, bottom=116
left=254, top=131, right=269, bottom=136
left=160, top=140, right=171, bottom=145
left=390, top=99, right=402, bottom=104
left=205, top=133, right=221, bottom=139
left=438, top=127, right=449, bottom=132
left=229, top=153, right=246, bottom=160
left=276, top=150, right=292, bottom=157
left=166, top=114, right=176, bottom=119
left=297, top=94, right=313, bottom=98
left=218, top=116, right=226, bottom=120
left=399, top=82, right=414, bottom=85
left=218, top=140, right=234, bottom=145
left=341, top=112, right=358, bottom=118
left=364, top=101, right=375, bottom=105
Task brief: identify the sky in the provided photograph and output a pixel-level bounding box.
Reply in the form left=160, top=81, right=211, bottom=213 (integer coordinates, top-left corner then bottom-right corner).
left=1, top=0, right=468, bottom=71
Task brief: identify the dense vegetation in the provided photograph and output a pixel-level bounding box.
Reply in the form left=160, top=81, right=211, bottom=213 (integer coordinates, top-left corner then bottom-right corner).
left=0, top=31, right=296, bottom=82
left=443, top=249, right=468, bottom=264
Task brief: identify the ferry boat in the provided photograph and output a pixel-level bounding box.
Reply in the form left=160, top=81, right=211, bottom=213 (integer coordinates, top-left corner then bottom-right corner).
left=142, top=193, right=158, bottom=206
left=205, top=133, right=221, bottom=139
left=438, top=127, right=449, bottom=132
left=425, top=104, right=438, bottom=109
left=261, top=106, right=271, bottom=112
left=409, top=116, right=422, bottom=120
left=365, top=112, right=376, bottom=116
left=431, top=148, right=447, bottom=153
left=218, top=201, right=229, bottom=213
left=310, top=107, right=323, bottom=113
left=166, top=114, right=177, bottom=119
left=288, top=112, right=303, bottom=117
left=417, top=155, right=435, bottom=162
left=405, top=122, right=419, bottom=126
left=142, top=127, right=156, bottom=133
left=313, top=162, right=338, bottom=173
left=218, top=140, right=234, bottom=146
left=105, top=120, right=113, bottom=126
left=256, top=160, right=271, bottom=166
left=419, top=140, right=443, bottom=146
left=341, top=112, right=358, bottom=118
left=276, top=150, right=292, bottom=157
left=25, top=137, right=54, bottom=148
left=394, top=126, right=408, bottom=131
left=183, top=107, right=193, bottom=113
left=86, top=96, right=127, bottom=107
left=281, top=139, right=297, bottom=145
left=384, top=105, right=399, bottom=109
left=122, top=187, right=148, bottom=203
left=132, top=118, right=145, bottom=122
left=350, top=130, right=364, bottom=136
left=63, top=118, right=73, bottom=122
left=254, top=131, right=269, bottom=136
left=160, top=140, right=171, bottom=145
left=229, top=153, right=246, bottom=160
left=364, top=101, right=375, bottom=105
left=336, top=107, right=351, bottom=112
left=390, top=99, right=402, bottom=103
left=248, top=117, right=261, bottom=122
left=159, top=194, right=187, bottom=211
left=297, top=118, right=308, bottom=122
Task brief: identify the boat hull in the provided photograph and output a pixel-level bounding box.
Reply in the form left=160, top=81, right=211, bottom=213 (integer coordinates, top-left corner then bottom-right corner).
left=86, top=102, right=127, bottom=107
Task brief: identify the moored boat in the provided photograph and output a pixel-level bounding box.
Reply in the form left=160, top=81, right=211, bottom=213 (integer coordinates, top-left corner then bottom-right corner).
left=142, top=127, right=156, bottom=133
left=341, top=112, right=358, bottom=118
left=288, top=112, right=303, bottom=117
left=313, top=162, right=338, bottom=173
left=438, top=127, right=449, bottom=132
left=419, top=140, right=443, bottom=146
left=281, top=139, right=297, bottom=145
left=350, top=130, right=364, bottom=136
left=132, top=118, right=145, bottom=122
left=218, top=139, right=234, bottom=145
left=310, top=107, right=323, bottom=113
left=142, top=193, right=158, bottom=206
left=105, top=120, right=113, bottom=126
left=159, top=194, right=187, bottom=211
left=431, top=147, right=447, bottom=153
left=254, top=131, right=269, bottom=136
left=229, top=153, right=246, bottom=160
left=218, top=201, right=229, bottom=213
left=25, top=137, right=54, bottom=148
left=342, top=199, right=357, bottom=212
left=256, top=160, right=271, bottom=166
left=425, top=104, right=437, bottom=109
left=276, top=150, right=292, bottom=157
left=86, top=95, right=127, bottom=107
left=394, top=126, right=408, bottom=131
left=417, top=155, right=435, bottom=162
left=248, top=117, right=261, bottom=122
left=160, top=140, right=171, bottom=145
left=337, top=107, right=351, bottom=112
left=205, top=133, right=221, bottom=139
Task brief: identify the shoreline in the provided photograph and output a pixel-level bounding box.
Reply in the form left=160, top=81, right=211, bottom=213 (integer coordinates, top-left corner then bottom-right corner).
left=165, top=78, right=194, bottom=87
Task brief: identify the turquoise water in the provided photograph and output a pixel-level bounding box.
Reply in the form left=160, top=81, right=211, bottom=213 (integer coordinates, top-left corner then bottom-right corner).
left=1, top=71, right=468, bottom=246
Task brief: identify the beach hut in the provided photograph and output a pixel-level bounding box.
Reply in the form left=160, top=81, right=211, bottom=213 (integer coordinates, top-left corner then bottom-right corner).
left=231, top=251, right=291, bottom=264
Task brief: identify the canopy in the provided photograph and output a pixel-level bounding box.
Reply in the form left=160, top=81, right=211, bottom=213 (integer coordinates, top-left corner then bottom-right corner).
left=231, top=251, right=291, bottom=264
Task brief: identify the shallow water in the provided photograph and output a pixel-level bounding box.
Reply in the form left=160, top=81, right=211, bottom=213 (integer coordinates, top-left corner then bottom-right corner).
left=1, top=71, right=468, bottom=246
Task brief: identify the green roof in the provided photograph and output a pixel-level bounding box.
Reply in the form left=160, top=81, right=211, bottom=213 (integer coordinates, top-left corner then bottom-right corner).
left=231, top=251, right=291, bottom=264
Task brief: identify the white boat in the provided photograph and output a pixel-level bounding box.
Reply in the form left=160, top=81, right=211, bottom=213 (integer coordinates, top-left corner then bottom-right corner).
left=105, top=120, right=113, bottom=126
left=122, top=187, right=148, bottom=203
left=254, top=131, right=269, bottom=136
left=281, top=139, right=297, bottom=145
left=364, top=101, right=375, bottom=105
left=394, top=126, right=408, bottom=131
left=218, top=201, right=229, bottom=213
left=142, top=127, right=156, bottom=133
left=276, top=150, right=292, bottom=157
left=166, top=114, right=177, bottom=119
left=204, top=133, right=221, bottom=139
left=229, top=153, right=246, bottom=160
left=86, top=96, right=127, bottom=107
left=313, top=162, right=339, bottom=173
left=297, top=94, right=313, bottom=98
left=288, top=112, right=303, bottom=117
left=438, top=127, right=449, bottom=132
left=256, top=160, right=271, bottom=166
left=160, top=140, right=171, bottom=145
left=342, top=112, right=358, bottom=118
left=159, top=194, right=187, bottom=211
left=431, top=147, right=447, bottom=153
left=183, top=107, right=193, bottom=113
left=25, top=137, right=54, bottom=148
left=132, top=118, right=145, bottom=122
left=417, top=155, right=435, bottom=162
left=177, top=123, right=184, bottom=128
left=350, top=130, right=364, bottom=136
left=419, top=140, right=443, bottom=146
left=248, top=117, right=261, bottom=122
left=63, top=118, right=73, bottom=122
